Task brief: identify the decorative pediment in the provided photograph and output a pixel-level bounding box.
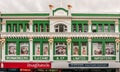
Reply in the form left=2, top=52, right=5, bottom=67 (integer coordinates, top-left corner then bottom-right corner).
left=53, top=8, right=68, bottom=16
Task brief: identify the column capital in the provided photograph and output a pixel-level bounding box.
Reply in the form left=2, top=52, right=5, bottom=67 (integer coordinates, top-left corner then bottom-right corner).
left=1, top=38, right=5, bottom=43
left=115, top=39, right=119, bottom=43
left=29, top=20, right=33, bottom=25
left=66, top=37, right=71, bottom=43
left=1, top=21, right=6, bottom=25
left=115, top=19, right=119, bottom=25
left=48, top=37, right=53, bottom=43
left=88, top=20, right=92, bottom=25
left=29, top=37, right=33, bottom=41
left=88, top=37, right=91, bottom=42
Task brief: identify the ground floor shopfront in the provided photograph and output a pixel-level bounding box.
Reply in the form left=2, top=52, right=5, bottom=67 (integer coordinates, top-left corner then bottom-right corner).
left=0, top=68, right=118, bottom=72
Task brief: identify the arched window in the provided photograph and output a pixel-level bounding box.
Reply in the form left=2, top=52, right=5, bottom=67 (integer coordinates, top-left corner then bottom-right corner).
left=55, top=24, right=67, bottom=32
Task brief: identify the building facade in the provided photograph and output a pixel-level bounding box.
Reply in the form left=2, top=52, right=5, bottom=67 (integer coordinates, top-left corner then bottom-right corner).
left=0, top=6, right=120, bottom=72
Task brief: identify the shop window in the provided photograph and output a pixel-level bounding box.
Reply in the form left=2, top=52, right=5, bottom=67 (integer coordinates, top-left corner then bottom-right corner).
left=34, top=43, right=40, bottom=55
left=43, top=43, right=49, bottom=55
left=20, top=42, right=29, bottom=55
left=8, top=42, right=16, bottom=55
left=93, top=42, right=102, bottom=55
left=81, top=42, right=87, bottom=55
left=55, top=24, right=67, bottom=32
left=105, top=42, right=115, bottom=55
left=98, top=24, right=102, bottom=32
left=110, top=24, right=114, bottom=32
left=55, top=42, right=67, bottom=55
left=72, top=42, right=79, bottom=55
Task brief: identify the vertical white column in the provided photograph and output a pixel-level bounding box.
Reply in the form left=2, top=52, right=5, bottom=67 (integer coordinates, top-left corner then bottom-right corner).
left=29, top=20, right=33, bottom=32
left=1, top=38, right=5, bottom=68
left=2, top=20, right=6, bottom=32
left=115, top=19, right=119, bottom=33
left=48, top=38, right=53, bottom=61
left=67, top=37, right=71, bottom=61
left=88, top=20, right=92, bottom=32
left=88, top=37, right=91, bottom=62
left=29, top=37, right=33, bottom=61
left=115, top=38, right=119, bottom=62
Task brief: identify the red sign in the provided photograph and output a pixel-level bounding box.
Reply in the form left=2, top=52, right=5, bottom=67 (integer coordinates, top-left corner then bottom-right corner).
left=0, top=63, right=1, bottom=68
left=3, top=62, right=51, bottom=69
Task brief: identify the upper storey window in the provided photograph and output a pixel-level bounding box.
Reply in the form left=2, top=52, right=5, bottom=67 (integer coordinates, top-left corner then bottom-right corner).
left=33, top=21, right=49, bottom=32
left=92, top=21, right=115, bottom=32
left=6, top=21, right=29, bottom=32
left=55, top=24, right=67, bottom=32
left=72, top=21, right=88, bottom=32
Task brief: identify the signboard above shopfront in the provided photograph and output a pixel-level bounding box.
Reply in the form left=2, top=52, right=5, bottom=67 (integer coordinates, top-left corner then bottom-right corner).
left=3, top=62, right=51, bottom=69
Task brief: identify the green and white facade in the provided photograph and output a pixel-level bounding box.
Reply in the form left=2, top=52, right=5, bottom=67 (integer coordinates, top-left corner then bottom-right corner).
left=0, top=7, right=120, bottom=71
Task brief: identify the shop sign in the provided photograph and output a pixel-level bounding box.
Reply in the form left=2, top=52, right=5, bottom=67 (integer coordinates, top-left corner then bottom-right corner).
left=53, top=56, right=67, bottom=60
left=71, top=56, right=88, bottom=60
left=5, top=56, right=30, bottom=60
left=3, top=62, right=51, bottom=69
left=92, top=56, right=116, bottom=60
left=33, top=56, right=49, bottom=60
left=69, top=63, right=109, bottom=67
left=0, top=63, right=1, bottom=68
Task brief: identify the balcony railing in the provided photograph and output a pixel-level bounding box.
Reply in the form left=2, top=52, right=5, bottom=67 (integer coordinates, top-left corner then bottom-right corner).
left=0, top=32, right=119, bottom=38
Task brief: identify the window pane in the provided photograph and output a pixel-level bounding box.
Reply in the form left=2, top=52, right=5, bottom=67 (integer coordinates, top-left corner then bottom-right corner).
left=7, top=24, right=11, bottom=32
left=26, top=24, right=29, bottom=32
left=55, top=42, right=67, bottom=55
left=78, top=24, right=82, bottom=32
left=110, top=24, right=114, bottom=32
left=8, top=43, right=16, bottom=55
left=93, top=43, right=102, bottom=55
left=20, top=24, right=23, bottom=32
left=40, top=24, right=44, bottom=32
left=46, top=24, right=49, bottom=32
left=81, top=42, right=87, bottom=55
left=98, top=24, right=102, bottom=32
left=84, top=24, right=88, bottom=32
left=34, top=24, right=38, bottom=32
left=35, top=43, right=40, bottom=55
left=105, top=42, right=115, bottom=55
left=104, top=24, right=108, bottom=32
left=13, top=24, right=17, bottom=32
left=43, top=43, right=49, bottom=55
left=55, top=24, right=67, bottom=32
left=73, top=42, right=79, bottom=55
left=20, top=42, right=29, bottom=55
left=92, top=25, right=97, bottom=32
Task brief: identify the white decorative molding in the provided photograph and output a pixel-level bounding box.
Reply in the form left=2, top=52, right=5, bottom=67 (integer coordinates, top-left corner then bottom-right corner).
left=1, top=32, right=119, bottom=38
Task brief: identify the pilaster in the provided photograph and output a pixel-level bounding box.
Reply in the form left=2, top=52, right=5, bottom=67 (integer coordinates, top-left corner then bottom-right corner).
left=1, top=38, right=5, bottom=68
left=115, top=19, right=119, bottom=33
left=48, top=37, right=54, bottom=61
left=29, top=37, right=33, bottom=61
left=29, top=20, right=33, bottom=32
left=1, top=20, right=6, bottom=32
left=88, top=20, right=92, bottom=32
left=115, top=38, right=119, bottom=62
left=88, top=37, right=91, bottom=62
left=66, top=37, right=71, bottom=62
